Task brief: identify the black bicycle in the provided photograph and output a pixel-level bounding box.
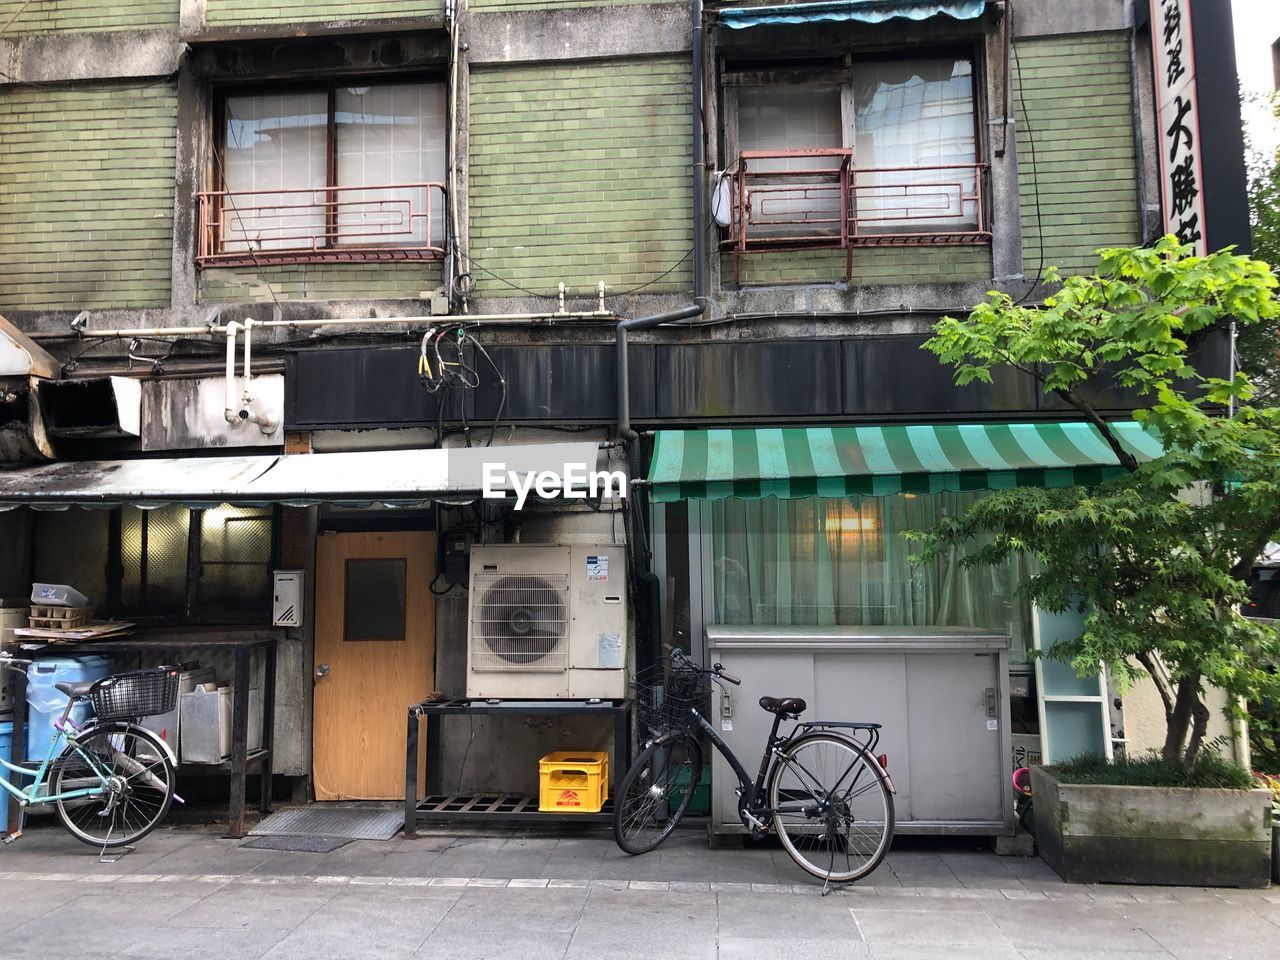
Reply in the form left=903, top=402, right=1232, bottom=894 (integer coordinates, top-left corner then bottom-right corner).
left=613, top=648, right=895, bottom=885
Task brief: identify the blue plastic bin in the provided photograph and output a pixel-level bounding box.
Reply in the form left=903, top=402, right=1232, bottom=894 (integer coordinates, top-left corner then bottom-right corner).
left=25, top=655, right=112, bottom=762
left=0, top=720, right=30, bottom=823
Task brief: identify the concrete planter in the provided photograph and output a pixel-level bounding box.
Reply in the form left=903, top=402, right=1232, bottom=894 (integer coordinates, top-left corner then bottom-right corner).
left=1030, top=766, right=1273, bottom=888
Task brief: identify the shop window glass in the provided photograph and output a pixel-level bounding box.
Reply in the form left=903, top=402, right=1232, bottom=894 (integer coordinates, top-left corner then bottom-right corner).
left=344, top=558, right=407, bottom=641
left=31, top=504, right=274, bottom=625
left=120, top=505, right=190, bottom=618
left=193, top=506, right=273, bottom=622
left=709, top=492, right=1032, bottom=661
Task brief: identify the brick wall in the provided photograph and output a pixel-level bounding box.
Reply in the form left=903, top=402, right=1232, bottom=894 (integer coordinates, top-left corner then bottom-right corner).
left=278, top=506, right=310, bottom=569
left=204, top=1, right=442, bottom=26
left=0, top=1, right=176, bottom=34
left=1014, top=32, right=1142, bottom=276
left=0, top=81, right=178, bottom=312
left=468, top=56, right=694, bottom=298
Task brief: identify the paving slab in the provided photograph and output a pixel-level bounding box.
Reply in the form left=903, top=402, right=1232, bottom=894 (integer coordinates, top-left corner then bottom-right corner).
left=0, top=823, right=1276, bottom=959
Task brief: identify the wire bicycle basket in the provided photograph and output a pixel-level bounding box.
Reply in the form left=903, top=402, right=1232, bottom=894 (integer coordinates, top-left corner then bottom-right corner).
left=633, top=657, right=710, bottom=734
left=89, top=667, right=181, bottom=721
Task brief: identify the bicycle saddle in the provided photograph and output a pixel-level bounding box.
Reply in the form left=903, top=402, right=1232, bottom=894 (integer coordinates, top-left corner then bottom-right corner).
left=55, top=679, right=97, bottom=698
left=759, top=696, right=807, bottom=717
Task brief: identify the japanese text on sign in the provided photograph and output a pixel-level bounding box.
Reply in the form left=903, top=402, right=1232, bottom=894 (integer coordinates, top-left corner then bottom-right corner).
left=1150, top=0, right=1207, bottom=254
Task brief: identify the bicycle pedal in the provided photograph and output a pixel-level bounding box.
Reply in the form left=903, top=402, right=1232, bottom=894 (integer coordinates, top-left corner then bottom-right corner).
left=2, top=830, right=22, bottom=844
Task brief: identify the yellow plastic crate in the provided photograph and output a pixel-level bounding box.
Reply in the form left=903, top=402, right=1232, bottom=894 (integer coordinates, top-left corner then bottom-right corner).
left=538, top=751, right=608, bottom=813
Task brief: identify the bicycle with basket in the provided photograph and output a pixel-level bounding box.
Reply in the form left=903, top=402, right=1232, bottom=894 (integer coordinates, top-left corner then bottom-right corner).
left=1, top=652, right=182, bottom=849
left=614, top=648, right=896, bottom=886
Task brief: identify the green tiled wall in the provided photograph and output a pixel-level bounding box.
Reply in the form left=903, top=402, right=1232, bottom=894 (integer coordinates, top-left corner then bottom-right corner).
left=0, top=81, right=177, bottom=311
left=468, top=57, right=693, bottom=298
left=0, top=1, right=176, bottom=34
left=1014, top=32, right=1142, bottom=275
left=204, top=1, right=441, bottom=26
left=198, top=263, right=440, bottom=304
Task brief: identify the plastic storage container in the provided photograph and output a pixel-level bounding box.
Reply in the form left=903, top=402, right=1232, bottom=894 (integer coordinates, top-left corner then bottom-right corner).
left=25, top=655, right=112, bottom=761
left=29, top=583, right=90, bottom=607
left=539, top=751, right=608, bottom=813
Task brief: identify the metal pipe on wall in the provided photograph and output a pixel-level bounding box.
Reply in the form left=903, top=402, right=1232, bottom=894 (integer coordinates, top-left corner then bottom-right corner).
left=692, top=0, right=707, bottom=302
left=73, top=311, right=616, bottom=340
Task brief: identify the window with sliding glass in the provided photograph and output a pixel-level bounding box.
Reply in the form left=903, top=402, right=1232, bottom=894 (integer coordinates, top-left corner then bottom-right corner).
left=201, top=81, right=446, bottom=267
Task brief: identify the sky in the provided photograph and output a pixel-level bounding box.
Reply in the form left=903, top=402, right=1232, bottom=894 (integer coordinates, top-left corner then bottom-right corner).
left=1232, top=0, right=1280, bottom=159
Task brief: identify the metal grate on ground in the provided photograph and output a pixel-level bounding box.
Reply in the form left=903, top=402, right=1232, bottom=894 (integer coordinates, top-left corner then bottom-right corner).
left=414, top=793, right=613, bottom=825
left=249, top=807, right=404, bottom=841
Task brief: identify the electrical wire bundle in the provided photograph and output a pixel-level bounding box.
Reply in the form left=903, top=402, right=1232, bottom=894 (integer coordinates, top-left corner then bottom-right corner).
left=418, top=323, right=507, bottom=447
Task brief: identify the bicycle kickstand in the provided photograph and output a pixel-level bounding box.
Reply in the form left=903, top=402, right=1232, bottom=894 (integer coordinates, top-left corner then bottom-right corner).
left=2, top=830, right=22, bottom=844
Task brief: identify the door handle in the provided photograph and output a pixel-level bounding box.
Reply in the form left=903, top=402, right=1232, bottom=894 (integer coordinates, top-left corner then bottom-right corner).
left=985, top=686, right=998, bottom=718
left=316, top=663, right=330, bottom=679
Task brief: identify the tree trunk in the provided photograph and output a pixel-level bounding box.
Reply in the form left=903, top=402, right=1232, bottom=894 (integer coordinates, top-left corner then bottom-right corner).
left=1161, top=674, right=1201, bottom=764
left=1183, top=693, right=1211, bottom=769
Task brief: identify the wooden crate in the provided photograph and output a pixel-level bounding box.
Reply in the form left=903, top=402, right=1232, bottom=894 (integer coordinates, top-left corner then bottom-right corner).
left=29, top=605, right=91, bottom=630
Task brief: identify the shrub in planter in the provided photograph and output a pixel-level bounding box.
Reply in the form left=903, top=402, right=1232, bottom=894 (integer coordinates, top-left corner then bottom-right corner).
left=1032, top=755, right=1273, bottom=888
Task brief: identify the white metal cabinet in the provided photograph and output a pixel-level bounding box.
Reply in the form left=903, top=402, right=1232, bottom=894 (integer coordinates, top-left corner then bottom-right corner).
left=707, top=625, right=1014, bottom=837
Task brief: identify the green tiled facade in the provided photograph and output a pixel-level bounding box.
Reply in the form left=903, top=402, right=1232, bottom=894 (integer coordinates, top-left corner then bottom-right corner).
left=724, top=246, right=994, bottom=288
left=198, top=264, right=441, bottom=304
left=468, top=57, right=694, bottom=298
left=1014, top=32, right=1143, bottom=276
left=204, top=1, right=442, bottom=26
left=0, top=1, right=176, bottom=34
left=0, top=82, right=177, bottom=311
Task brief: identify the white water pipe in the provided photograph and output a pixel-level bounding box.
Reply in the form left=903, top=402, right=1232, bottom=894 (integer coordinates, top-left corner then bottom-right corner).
left=76, top=310, right=615, bottom=339
left=222, top=319, right=277, bottom=435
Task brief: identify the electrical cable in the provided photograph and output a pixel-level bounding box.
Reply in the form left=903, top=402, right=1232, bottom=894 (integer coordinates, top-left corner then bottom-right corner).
left=1011, top=22, right=1046, bottom=306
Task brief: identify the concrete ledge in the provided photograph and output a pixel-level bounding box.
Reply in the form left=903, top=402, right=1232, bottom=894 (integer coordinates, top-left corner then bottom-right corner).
left=465, top=4, right=691, bottom=64
left=0, top=30, right=182, bottom=84
left=1031, top=766, right=1274, bottom=889
left=1013, top=0, right=1131, bottom=39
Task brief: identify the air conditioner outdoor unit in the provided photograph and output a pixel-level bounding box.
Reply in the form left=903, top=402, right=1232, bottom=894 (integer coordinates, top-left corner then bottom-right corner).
left=466, top=544, right=628, bottom=700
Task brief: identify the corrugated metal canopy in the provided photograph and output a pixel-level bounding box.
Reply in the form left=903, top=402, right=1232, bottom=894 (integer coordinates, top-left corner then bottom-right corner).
left=0, top=441, right=606, bottom=510
left=646, top=422, right=1164, bottom=502
left=717, top=0, right=987, bottom=30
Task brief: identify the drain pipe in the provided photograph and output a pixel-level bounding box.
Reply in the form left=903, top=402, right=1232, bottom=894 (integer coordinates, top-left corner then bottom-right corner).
left=616, top=303, right=704, bottom=674
left=691, top=0, right=707, bottom=303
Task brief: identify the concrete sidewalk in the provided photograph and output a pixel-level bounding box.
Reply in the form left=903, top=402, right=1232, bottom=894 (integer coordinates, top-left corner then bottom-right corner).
left=0, top=818, right=1276, bottom=959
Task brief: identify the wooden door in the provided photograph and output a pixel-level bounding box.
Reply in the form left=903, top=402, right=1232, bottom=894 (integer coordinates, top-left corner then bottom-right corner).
left=313, top=531, right=435, bottom=800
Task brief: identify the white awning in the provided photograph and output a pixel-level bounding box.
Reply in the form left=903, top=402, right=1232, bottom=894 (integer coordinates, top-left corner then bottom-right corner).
left=0, top=442, right=609, bottom=510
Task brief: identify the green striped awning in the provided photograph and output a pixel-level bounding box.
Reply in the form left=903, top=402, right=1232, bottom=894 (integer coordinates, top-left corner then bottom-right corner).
left=646, top=422, right=1165, bottom=502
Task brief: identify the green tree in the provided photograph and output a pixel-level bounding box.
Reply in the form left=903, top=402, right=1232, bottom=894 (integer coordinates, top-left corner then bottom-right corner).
left=1239, top=93, right=1280, bottom=403
left=921, top=237, right=1280, bottom=769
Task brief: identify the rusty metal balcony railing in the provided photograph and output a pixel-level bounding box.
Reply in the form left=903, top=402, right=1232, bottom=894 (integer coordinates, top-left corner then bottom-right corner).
left=720, top=149, right=991, bottom=284
left=197, top=182, right=447, bottom=268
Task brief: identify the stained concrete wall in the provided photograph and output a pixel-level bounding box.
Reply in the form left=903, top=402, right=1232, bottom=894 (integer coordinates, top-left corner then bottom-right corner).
left=1122, top=676, right=1248, bottom=766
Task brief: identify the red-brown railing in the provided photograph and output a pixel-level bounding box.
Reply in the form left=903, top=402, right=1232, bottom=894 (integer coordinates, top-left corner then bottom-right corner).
left=720, top=149, right=990, bottom=284
left=197, top=182, right=447, bottom=268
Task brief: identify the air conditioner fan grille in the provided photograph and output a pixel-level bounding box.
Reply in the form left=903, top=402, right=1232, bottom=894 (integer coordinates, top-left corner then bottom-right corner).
left=471, top=572, right=569, bottom=672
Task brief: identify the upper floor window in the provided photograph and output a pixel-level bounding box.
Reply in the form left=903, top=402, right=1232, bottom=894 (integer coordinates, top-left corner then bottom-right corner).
left=720, top=55, right=987, bottom=275
left=199, top=81, right=447, bottom=268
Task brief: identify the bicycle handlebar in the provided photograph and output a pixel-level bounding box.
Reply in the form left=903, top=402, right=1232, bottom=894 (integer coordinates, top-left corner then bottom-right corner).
left=665, top=646, right=741, bottom=685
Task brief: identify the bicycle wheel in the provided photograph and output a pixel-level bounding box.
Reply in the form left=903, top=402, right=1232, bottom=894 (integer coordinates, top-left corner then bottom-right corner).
left=53, top=722, right=175, bottom=848
left=613, top=733, right=702, bottom=855
left=768, top=733, right=893, bottom=884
